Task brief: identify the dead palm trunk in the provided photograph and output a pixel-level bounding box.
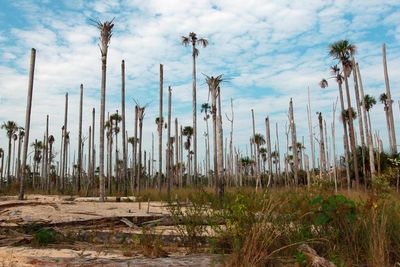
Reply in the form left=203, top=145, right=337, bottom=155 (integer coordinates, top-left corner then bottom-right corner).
left=45, top=115, right=49, bottom=193
left=307, top=88, right=316, bottom=173
left=61, top=93, right=68, bottom=193
left=276, top=123, right=281, bottom=177
left=97, top=20, right=114, bottom=202
left=158, top=64, right=163, bottom=191
left=352, top=58, right=367, bottom=183
left=337, top=81, right=351, bottom=189
left=137, top=107, right=145, bottom=193
left=332, top=101, right=338, bottom=192
left=289, top=99, right=298, bottom=185
left=356, top=63, right=375, bottom=181
left=251, top=109, right=260, bottom=190
left=167, top=86, right=172, bottom=194
left=91, top=108, right=95, bottom=190
left=265, top=116, right=272, bottom=187
left=19, top=48, right=35, bottom=200
left=226, top=98, right=234, bottom=180
left=133, top=106, right=138, bottom=190
left=318, top=112, right=325, bottom=179
left=343, top=74, right=359, bottom=189
left=77, top=84, right=83, bottom=193
left=121, top=60, right=128, bottom=196
left=175, top=118, right=179, bottom=187
left=211, top=85, right=219, bottom=195
left=382, top=44, right=397, bottom=154
left=217, top=87, right=224, bottom=193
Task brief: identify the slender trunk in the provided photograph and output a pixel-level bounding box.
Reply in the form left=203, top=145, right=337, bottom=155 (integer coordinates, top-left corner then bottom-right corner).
left=115, top=110, right=119, bottom=193
left=45, top=115, right=49, bottom=193
left=191, top=45, right=198, bottom=184
left=265, top=116, right=272, bottom=187
left=167, top=86, right=172, bottom=194
left=228, top=98, right=234, bottom=180
left=99, top=48, right=107, bottom=202
left=289, top=99, right=298, bottom=185
left=6, top=137, right=11, bottom=183
left=251, top=109, right=260, bottom=190
left=19, top=48, right=36, bottom=200
left=175, top=118, right=179, bottom=187
left=352, top=58, right=367, bottom=184
left=276, top=123, right=281, bottom=176
left=343, top=74, right=359, bottom=189
left=382, top=44, right=397, bottom=154
left=318, top=113, right=325, bottom=179
left=180, top=126, right=183, bottom=187
left=324, top=120, right=329, bottom=175
left=356, top=63, right=375, bottom=181
left=137, top=108, right=144, bottom=193
left=158, top=64, right=163, bottom=191
left=121, top=60, right=128, bottom=196
left=307, top=88, right=316, bottom=172
left=91, top=108, right=95, bottom=191
left=88, top=125, right=91, bottom=194
left=61, top=93, right=68, bottom=193
left=332, top=101, right=338, bottom=192
left=77, top=84, right=83, bottom=193
left=17, top=133, right=22, bottom=180
left=211, top=87, right=219, bottom=195
left=217, top=88, right=224, bottom=196
left=337, top=82, right=351, bottom=189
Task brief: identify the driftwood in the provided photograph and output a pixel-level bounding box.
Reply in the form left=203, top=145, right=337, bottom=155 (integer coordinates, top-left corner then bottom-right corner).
left=297, top=244, right=336, bottom=267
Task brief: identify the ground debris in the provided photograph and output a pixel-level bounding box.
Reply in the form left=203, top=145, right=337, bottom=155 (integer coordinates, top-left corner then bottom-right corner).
left=297, top=244, right=336, bottom=267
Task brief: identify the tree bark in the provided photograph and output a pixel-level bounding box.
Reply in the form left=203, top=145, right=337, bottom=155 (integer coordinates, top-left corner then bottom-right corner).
left=167, top=86, right=172, bottom=194
left=289, top=99, right=298, bottom=185
left=265, top=116, right=272, bottom=187
left=217, top=88, right=224, bottom=196
left=121, top=60, right=128, bottom=196
left=77, top=84, right=83, bottom=193
left=158, top=64, right=163, bottom=191
left=61, top=93, right=68, bottom=193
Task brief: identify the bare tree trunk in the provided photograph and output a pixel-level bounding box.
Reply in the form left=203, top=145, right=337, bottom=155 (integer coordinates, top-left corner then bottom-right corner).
left=332, top=101, right=338, bottom=192
left=137, top=108, right=144, bottom=193
left=343, top=74, right=359, bottom=189
left=356, top=63, right=375, bottom=182
left=121, top=60, right=128, bottom=196
left=45, top=115, right=49, bottom=193
left=180, top=126, right=183, bottom=187
left=77, top=84, right=83, bottom=193
left=61, top=93, right=68, bottom=193
left=158, top=64, right=163, bottom=191
left=19, top=48, right=35, bottom=200
left=382, top=44, right=397, bottom=154
left=289, top=99, right=298, bottom=185
left=265, top=116, right=273, bottom=187
left=324, top=120, right=330, bottom=176
left=167, top=86, right=172, bottom=194
left=251, top=109, right=260, bottom=190
left=217, top=88, right=224, bottom=196
left=307, top=88, right=316, bottom=173
left=276, top=123, right=281, bottom=177
left=352, top=58, right=367, bottom=183
left=91, top=108, right=95, bottom=192
left=318, top=112, right=325, bottom=179
left=175, top=118, right=178, bottom=187
left=191, top=46, right=198, bottom=185
left=211, top=86, right=219, bottom=195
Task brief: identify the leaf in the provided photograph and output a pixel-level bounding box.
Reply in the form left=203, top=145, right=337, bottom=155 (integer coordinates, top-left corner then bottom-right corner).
left=309, top=195, right=323, bottom=206
left=315, top=214, right=330, bottom=226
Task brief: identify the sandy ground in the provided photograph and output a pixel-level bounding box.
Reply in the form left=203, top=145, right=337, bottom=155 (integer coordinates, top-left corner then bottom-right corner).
left=0, top=195, right=169, bottom=226
left=0, top=246, right=217, bottom=266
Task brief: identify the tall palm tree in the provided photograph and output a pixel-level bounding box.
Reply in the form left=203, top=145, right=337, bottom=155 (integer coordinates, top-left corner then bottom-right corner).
left=205, top=74, right=224, bottom=198
left=31, top=139, right=43, bottom=188
left=253, top=133, right=265, bottom=183
left=94, top=19, right=114, bottom=201
left=363, top=94, right=376, bottom=137
left=2, top=121, right=18, bottom=184
left=158, top=64, right=163, bottom=191
left=259, top=147, right=267, bottom=175
left=182, top=126, right=193, bottom=183
left=181, top=32, right=208, bottom=184
left=320, top=65, right=351, bottom=189
left=19, top=48, right=36, bottom=200
left=12, top=133, right=17, bottom=177
left=329, top=39, right=359, bottom=188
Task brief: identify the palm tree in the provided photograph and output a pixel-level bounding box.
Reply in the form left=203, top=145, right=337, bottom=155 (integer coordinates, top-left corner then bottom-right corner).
left=31, top=140, right=43, bottom=188
left=16, top=128, right=24, bottom=179
left=271, top=151, right=280, bottom=177
left=320, top=65, right=351, bottom=189
left=2, top=121, right=18, bottom=184
left=110, top=111, right=122, bottom=192
left=94, top=19, right=114, bottom=201
left=363, top=94, right=376, bottom=137
left=329, top=39, right=359, bottom=188
left=201, top=103, right=211, bottom=182
left=380, top=93, right=393, bottom=153
left=205, top=74, right=224, bottom=198
left=19, top=48, right=36, bottom=200
left=12, top=133, right=17, bottom=177
left=253, top=133, right=265, bottom=183
left=259, top=147, right=267, bottom=175
left=182, top=126, right=193, bottom=183
left=181, top=32, right=209, bottom=184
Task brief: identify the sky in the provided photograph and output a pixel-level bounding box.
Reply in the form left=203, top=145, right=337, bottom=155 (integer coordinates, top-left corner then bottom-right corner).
left=0, top=0, right=399, bottom=171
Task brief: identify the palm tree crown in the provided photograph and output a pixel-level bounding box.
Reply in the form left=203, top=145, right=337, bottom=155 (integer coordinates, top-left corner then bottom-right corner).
left=362, top=94, right=376, bottom=112
left=2, top=121, right=18, bottom=138
left=181, top=32, right=209, bottom=57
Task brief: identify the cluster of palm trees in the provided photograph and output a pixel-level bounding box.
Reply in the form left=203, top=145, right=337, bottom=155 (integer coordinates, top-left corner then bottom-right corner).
left=1, top=19, right=399, bottom=200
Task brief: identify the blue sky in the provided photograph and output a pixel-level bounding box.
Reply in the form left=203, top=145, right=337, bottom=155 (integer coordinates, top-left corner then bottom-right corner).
left=0, top=0, right=400, bottom=168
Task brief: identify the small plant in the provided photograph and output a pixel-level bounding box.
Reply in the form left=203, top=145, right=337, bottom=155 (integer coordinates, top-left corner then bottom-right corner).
left=33, top=228, right=63, bottom=246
